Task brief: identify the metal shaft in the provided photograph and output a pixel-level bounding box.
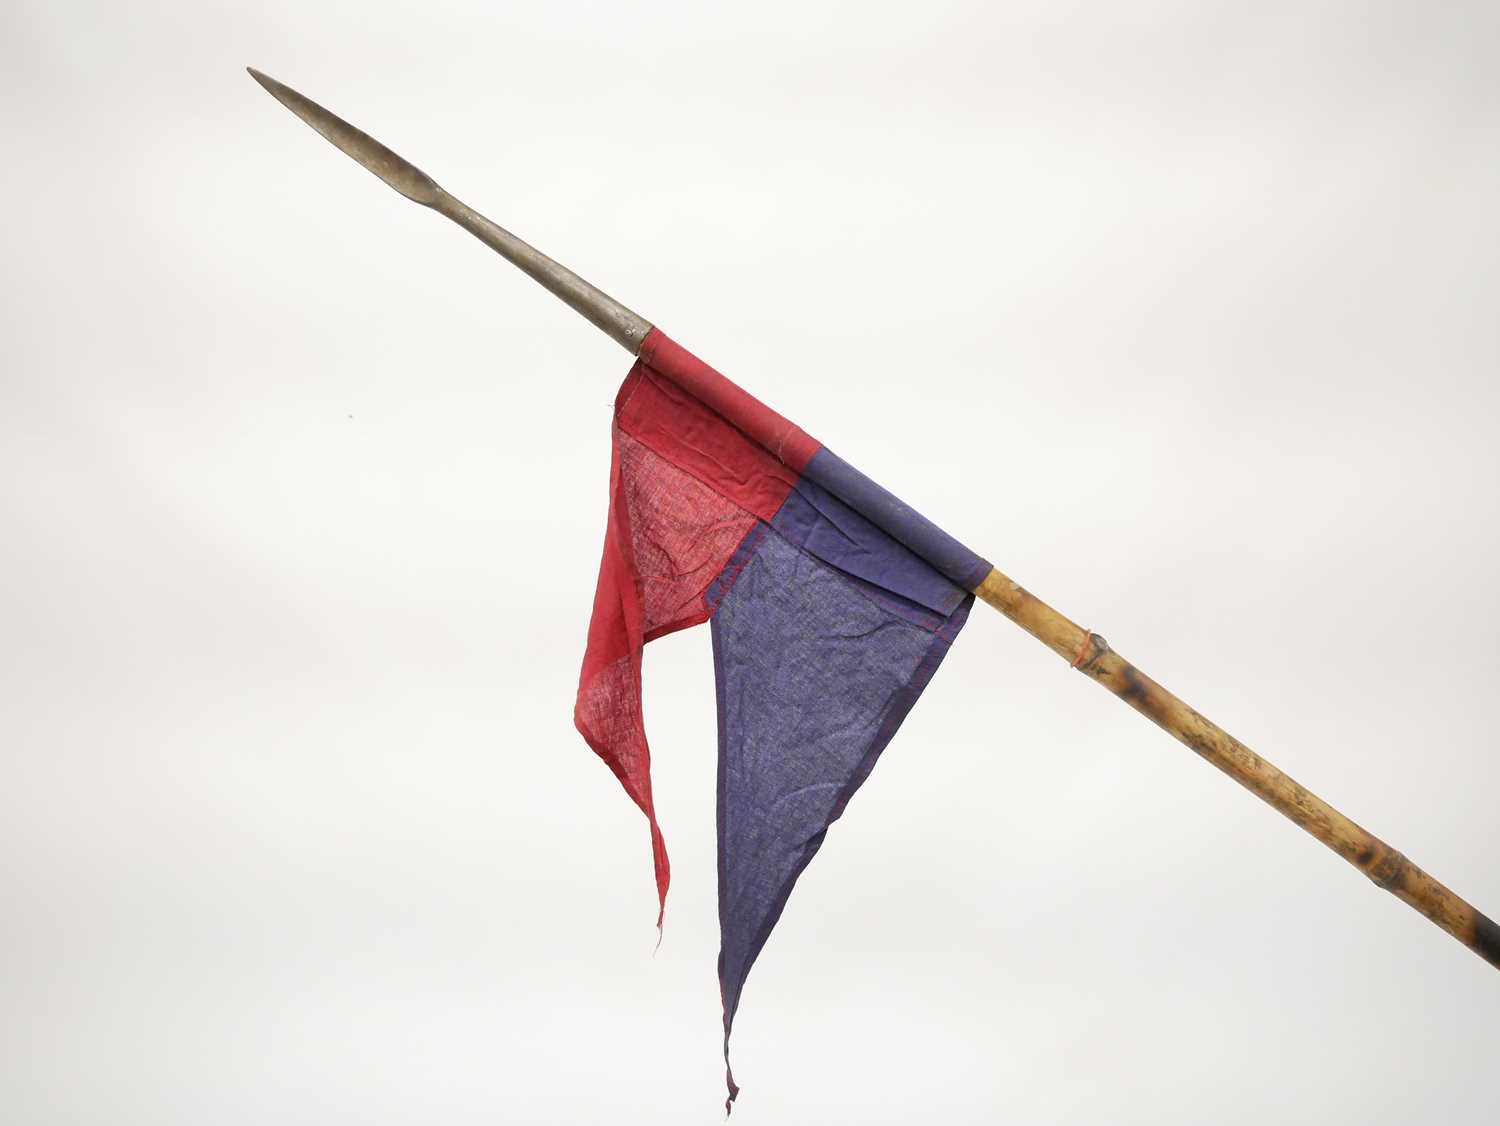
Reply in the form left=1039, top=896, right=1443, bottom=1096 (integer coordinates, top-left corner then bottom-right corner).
left=432, top=193, right=650, bottom=351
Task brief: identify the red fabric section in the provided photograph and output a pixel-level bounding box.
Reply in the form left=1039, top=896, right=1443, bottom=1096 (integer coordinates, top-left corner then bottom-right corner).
left=638, top=329, right=821, bottom=473
left=575, top=363, right=783, bottom=921
left=617, top=363, right=801, bottom=523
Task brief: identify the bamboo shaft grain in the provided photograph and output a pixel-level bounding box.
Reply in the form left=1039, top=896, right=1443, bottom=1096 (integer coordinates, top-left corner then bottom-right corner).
left=973, top=567, right=1500, bottom=971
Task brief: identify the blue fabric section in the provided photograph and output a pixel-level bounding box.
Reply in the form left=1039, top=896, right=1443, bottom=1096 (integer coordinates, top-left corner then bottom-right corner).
left=769, top=475, right=969, bottom=619
left=801, top=447, right=993, bottom=592
left=708, top=523, right=972, bottom=1102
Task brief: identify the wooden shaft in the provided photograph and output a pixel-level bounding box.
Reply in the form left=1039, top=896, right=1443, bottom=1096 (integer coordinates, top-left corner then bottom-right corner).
left=974, top=567, right=1500, bottom=971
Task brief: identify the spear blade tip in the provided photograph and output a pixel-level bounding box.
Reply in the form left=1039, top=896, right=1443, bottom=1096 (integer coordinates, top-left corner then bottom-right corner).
left=245, top=66, right=444, bottom=207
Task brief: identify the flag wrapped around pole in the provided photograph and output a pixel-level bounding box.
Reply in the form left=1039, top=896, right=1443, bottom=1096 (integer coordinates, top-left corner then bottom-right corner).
left=576, top=330, right=986, bottom=1107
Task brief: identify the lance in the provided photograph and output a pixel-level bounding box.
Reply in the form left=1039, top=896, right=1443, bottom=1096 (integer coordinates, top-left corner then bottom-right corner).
left=246, top=67, right=1500, bottom=974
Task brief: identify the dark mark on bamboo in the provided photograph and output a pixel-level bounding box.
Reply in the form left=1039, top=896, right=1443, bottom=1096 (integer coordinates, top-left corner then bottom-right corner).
left=1120, top=663, right=1149, bottom=706
left=1473, top=912, right=1500, bottom=968
left=1368, top=848, right=1409, bottom=890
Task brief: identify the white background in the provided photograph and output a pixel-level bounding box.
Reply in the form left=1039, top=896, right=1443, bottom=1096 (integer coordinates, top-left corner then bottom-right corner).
left=4, top=2, right=1498, bottom=1122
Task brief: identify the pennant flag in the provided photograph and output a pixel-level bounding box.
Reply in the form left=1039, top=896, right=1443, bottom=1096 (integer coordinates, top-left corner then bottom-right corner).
left=575, top=330, right=989, bottom=1108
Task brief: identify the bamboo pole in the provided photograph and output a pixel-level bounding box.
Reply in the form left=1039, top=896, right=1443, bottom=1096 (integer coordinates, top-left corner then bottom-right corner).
left=247, top=68, right=1500, bottom=973
left=975, top=568, right=1500, bottom=969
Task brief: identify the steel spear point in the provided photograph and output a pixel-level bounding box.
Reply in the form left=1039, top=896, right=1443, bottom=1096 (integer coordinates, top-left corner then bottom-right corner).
left=245, top=67, right=651, bottom=351
left=245, top=67, right=443, bottom=206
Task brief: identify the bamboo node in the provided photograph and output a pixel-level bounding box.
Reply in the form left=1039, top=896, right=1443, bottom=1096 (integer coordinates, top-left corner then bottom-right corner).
left=1071, top=631, right=1109, bottom=671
